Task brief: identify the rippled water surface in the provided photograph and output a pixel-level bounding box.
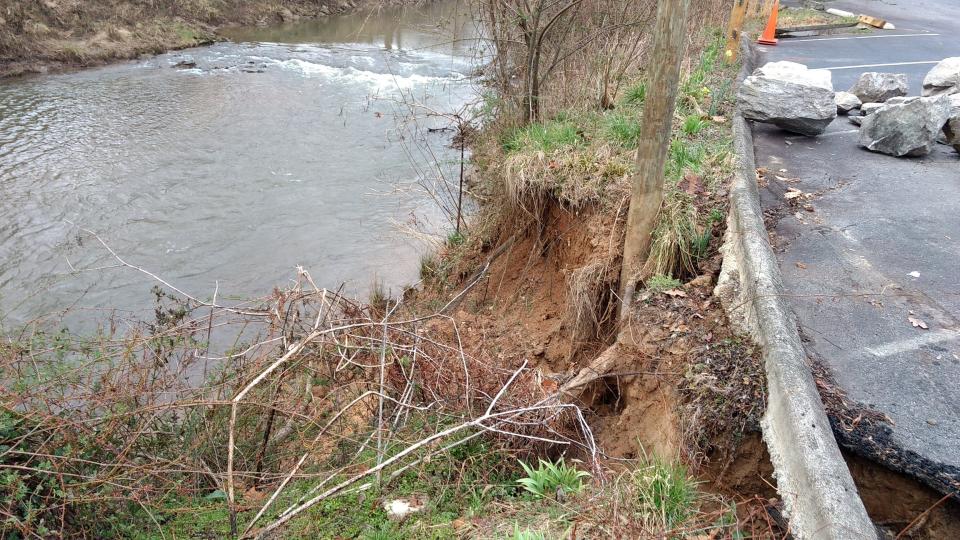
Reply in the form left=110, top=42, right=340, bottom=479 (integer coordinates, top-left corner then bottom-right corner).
left=0, top=2, right=480, bottom=329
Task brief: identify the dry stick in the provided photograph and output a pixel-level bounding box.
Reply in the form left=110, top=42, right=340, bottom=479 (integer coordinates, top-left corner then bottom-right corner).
left=895, top=492, right=956, bottom=539
left=253, top=403, right=577, bottom=540
left=241, top=390, right=433, bottom=535
left=250, top=361, right=537, bottom=538
left=376, top=298, right=402, bottom=473
left=440, top=225, right=528, bottom=315
left=76, top=225, right=267, bottom=317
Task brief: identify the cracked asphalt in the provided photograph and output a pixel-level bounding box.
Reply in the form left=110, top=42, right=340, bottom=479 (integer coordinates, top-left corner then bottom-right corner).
left=750, top=0, right=960, bottom=494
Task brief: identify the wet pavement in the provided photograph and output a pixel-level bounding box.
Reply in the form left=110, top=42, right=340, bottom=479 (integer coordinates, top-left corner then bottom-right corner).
left=750, top=0, right=960, bottom=494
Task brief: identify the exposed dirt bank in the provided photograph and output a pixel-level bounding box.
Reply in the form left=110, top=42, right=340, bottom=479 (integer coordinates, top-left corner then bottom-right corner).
left=846, top=453, right=960, bottom=539
left=0, top=0, right=405, bottom=78
left=415, top=185, right=775, bottom=526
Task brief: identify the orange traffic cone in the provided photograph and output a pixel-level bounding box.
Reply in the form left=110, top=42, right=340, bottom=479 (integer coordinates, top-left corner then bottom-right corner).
left=757, top=0, right=779, bottom=45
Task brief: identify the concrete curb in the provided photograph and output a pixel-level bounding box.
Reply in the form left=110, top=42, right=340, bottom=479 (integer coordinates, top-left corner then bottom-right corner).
left=714, top=44, right=877, bottom=540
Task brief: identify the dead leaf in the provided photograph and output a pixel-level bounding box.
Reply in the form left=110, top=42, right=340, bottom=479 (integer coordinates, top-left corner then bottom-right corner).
left=679, top=172, right=704, bottom=195
left=664, top=289, right=687, bottom=297
left=243, top=487, right=266, bottom=503
left=784, top=188, right=804, bottom=200
left=908, top=316, right=929, bottom=329
left=711, top=115, right=727, bottom=123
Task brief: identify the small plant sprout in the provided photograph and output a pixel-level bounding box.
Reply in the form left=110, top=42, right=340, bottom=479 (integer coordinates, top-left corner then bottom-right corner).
left=512, top=524, right=547, bottom=540
left=624, top=81, right=647, bottom=105
left=633, top=459, right=698, bottom=529
left=447, top=230, right=465, bottom=246
left=709, top=207, right=725, bottom=224
left=682, top=114, right=706, bottom=136
left=517, top=458, right=591, bottom=499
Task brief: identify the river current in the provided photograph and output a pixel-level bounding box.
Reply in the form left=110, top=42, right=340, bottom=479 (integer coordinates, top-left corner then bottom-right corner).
left=0, top=2, right=481, bottom=330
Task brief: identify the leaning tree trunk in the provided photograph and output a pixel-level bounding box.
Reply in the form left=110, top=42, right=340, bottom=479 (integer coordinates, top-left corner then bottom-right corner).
left=618, top=0, right=691, bottom=320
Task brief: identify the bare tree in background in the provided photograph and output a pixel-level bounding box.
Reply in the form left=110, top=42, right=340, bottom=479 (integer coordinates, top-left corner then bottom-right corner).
left=480, top=0, right=658, bottom=123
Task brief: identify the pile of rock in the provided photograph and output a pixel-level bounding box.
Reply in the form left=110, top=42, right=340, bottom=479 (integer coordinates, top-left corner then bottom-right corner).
left=737, top=57, right=960, bottom=157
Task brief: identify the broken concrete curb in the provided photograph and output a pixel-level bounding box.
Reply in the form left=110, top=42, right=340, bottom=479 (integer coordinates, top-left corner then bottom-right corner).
left=715, top=43, right=877, bottom=540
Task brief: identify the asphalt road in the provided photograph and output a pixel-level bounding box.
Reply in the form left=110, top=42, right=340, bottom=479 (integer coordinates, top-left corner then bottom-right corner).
left=750, top=0, right=960, bottom=494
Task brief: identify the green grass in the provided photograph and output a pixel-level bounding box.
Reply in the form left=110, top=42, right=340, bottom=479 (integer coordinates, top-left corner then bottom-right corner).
left=633, top=459, right=698, bottom=529
left=682, top=114, right=706, bottom=136
left=604, top=112, right=643, bottom=147
left=646, top=274, right=682, bottom=293
left=145, top=435, right=521, bottom=539
left=666, top=139, right=705, bottom=179
left=503, top=120, right=581, bottom=154
left=623, top=81, right=647, bottom=106
left=778, top=7, right=859, bottom=27
left=512, top=524, right=547, bottom=540
left=517, top=458, right=591, bottom=499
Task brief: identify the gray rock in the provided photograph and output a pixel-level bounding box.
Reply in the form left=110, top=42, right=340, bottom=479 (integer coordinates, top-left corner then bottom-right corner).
left=737, top=61, right=836, bottom=136
left=943, top=118, right=960, bottom=152
left=835, top=91, right=861, bottom=114
left=861, top=102, right=884, bottom=115
left=943, top=94, right=960, bottom=152
left=859, top=95, right=952, bottom=157
left=849, top=115, right=863, bottom=126
left=884, top=96, right=916, bottom=105
left=922, top=57, right=960, bottom=97
left=948, top=93, right=960, bottom=117
left=849, top=72, right=908, bottom=103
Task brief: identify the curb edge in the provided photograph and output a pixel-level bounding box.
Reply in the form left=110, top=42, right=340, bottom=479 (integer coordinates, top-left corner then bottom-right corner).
left=714, top=41, right=878, bottom=540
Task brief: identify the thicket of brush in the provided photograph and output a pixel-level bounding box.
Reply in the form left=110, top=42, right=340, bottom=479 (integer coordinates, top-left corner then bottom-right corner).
left=1, top=273, right=599, bottom=538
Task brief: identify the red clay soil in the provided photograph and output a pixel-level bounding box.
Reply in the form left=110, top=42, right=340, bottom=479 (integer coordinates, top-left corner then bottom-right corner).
left=422, top=196, right=769, bottom=486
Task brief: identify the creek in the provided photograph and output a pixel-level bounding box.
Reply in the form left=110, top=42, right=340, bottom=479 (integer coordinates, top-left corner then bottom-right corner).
left=0, top=1, right=481, bottom=330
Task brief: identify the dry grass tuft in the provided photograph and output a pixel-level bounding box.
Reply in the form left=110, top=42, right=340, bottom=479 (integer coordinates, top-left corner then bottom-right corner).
left=565, top=258, right=617, bottom=344
left=503, top=144, right=632, bottom=210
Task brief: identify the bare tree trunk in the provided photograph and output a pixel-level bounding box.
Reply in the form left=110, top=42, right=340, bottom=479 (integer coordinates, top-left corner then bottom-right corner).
left=724, top=0, right=748, bottom=63
left=618, top=0, right=690, bottom=320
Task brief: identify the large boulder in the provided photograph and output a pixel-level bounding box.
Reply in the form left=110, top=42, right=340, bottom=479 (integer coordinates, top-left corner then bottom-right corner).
left=942, top=94, right=960, bottom=152
left=835, top=91, right=861, bottom=114
left=858, top=95, right=951, bottom=157
left=922, top=57, right=960, bottom=97
left=737, top=61, right=836, bottom=136
left=849, top=72, right=908, bottom=103
left=944, top=118, right=960, bottom=152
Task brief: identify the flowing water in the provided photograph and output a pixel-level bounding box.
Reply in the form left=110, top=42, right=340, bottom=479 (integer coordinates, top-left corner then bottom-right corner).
left=0, top=2, right=481, bottom=330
